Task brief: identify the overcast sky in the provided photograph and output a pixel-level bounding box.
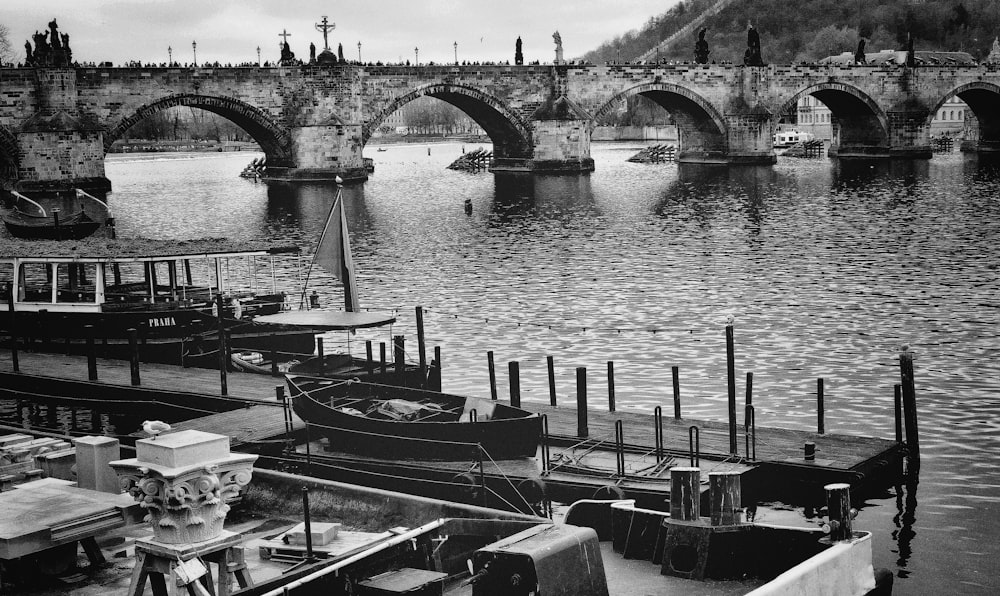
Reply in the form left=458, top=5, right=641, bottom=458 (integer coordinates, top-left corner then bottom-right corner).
left=2, top=1, right=678, bottom=66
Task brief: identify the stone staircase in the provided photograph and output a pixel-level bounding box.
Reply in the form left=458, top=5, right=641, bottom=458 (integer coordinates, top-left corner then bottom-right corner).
left=637, top=0, right=740, bottom=63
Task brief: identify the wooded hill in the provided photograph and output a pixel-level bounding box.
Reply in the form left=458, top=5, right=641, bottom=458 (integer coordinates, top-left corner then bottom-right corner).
left=581, top=0, right=1000, bottom=65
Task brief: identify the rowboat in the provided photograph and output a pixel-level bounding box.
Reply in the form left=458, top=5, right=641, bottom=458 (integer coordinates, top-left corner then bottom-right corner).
left=1, top=207, right=104, bottom=240
left=286, top=374, right=542, bottom=460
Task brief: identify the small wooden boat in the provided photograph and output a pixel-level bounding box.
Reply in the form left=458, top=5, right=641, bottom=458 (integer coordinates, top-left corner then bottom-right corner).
left=1, top=207, right=103, bottom=240
left=286, top=375, right=542, bottom=460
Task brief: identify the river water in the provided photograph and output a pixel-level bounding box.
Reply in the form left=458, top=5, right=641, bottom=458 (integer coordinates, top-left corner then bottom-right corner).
left=9, top=143, right=1000, bottom=593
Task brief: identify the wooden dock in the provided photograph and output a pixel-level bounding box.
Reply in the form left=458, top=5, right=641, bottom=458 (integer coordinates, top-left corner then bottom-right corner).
left=0, top=349, right=904, bottom=504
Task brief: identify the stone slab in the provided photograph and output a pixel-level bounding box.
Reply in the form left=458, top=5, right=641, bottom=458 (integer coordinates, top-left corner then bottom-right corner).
left=285, top=522, right=341, bottom=546
left=136, top=429, right=229, bottom=469
left=0, top=434, right=33, bottom=448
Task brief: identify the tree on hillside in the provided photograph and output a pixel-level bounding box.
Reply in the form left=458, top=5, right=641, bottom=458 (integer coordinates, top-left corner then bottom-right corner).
left=794, top=25, right=859, bottom=62
left=0, top=23, right=13, bottom=65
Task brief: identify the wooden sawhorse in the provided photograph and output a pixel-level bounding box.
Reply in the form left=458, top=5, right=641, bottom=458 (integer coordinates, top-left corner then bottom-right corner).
left=127, top=531, right=253, bottom=596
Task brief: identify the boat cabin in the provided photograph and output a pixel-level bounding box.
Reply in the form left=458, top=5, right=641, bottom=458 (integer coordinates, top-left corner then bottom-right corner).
left=0, top=239, right=300, bottom=316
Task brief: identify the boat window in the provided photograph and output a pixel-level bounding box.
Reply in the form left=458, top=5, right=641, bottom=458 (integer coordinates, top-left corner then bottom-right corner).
left=18, top=263, right=54, bottom=302
left=56, top=263, right=98, bottom=303
left=0, top=262, right=12, bottom=302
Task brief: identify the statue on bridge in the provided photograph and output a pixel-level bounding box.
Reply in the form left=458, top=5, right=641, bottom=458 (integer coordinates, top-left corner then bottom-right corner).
left=280, top=41, right=297, bottom=66
left=854, top=39, right=867, bottom=65
left=515, top=36, right=524, bottom=65
left=694, top=28, right=710, bottom=64
left=553, top=31, right=564, bottom=64
left=24, top=20, right=73, bottom=67
left=743, top=23, right=764, bottom=66
left=310, top=42, right=316, bottom=63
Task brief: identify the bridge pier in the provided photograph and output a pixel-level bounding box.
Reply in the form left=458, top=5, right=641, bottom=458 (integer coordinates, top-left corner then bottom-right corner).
left=12, top=69, right=111, bottom=193
left=264, top=123, right=369, bottom=183
left=492, top=113, right=595, bottom=174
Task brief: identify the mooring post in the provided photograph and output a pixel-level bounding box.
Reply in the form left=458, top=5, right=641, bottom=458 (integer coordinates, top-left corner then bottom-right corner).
left=85, top=325, right=97, bottom=381
left=726, top=323, right=737, bottom=454
left=433, top=345, right=442, bottom=391
left=745, top=371, right=753, bottom=407
left=709, top=471, right=742, bottom=526
left=816, top=378, right=825, bottom=434
left=127, top=328, right=140, bottom=386
left=276, top=386, right=289, bottom=434
left=508, top=361, right=521, bottom=407
left=607, top=361, right=616, bottom=412
left=7, top=283, right=18, bottom=373
left=824, top=482, right=853, bottom=541
left=547, top=355, right=557, bottom=406
left=379, top=342, right=387, bottom=376
left=316, top=337, right=324, bottom=363
left=672, top=365, right=681, bottom=419
left=393, top=335, right=405, bottom=377
left=365, top=340, right=374, bottom=376
left=487, top=351, right=498, bottom=401
left=415, top=306, right=427, bottom=373
left=576, top=367, right=589, bottom=438
left=894, top=384, right=903, bottom=444
left=899, top=348, right=920, bottom=474
left=670, top=467, right=700, bottom=521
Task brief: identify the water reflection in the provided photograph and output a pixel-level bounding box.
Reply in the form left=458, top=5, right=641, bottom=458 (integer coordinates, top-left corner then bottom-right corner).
left=490, top=173, right=599, bottom=222
left=892, top=480, right=919, bottom=577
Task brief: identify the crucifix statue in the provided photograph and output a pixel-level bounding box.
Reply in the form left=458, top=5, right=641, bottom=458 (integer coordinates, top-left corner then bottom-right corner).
left=315, top=16, right=335, bottom=51
left=279, top=28, right=292, bottom=46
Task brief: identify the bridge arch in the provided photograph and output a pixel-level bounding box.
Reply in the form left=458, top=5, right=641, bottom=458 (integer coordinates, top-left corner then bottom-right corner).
left=363, top=84, right=533, bottom=159
left=929, top=82, right=1000, bottom=151
left=103, top=94, right=292, bottom=164
left=592, top=83, right=729, bottom=157
left=778, top=83, right=890, bottom=155
left=0, top=126, right=20, bottom=186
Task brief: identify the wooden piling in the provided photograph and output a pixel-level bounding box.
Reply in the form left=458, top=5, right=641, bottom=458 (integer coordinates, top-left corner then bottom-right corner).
left=824, top=482, right=853, bottom=541
left=547, top=355, right=557, bottom=406
left=817, top=378, right=825, bottom=434
left=317, top=337, right=325, bottom=362
left=894, top=384, right=902, bottom=443
left=6, top=283, right=18, bottom=373
left=508, top=361, right=521, bottom=408
left=127, top=328, right=140, bottom=386
left=726, top=324, right=737, bottom=453
left=607, top=361, right=616, bottom=412
left=745, top=372, right=753, bottom=406
left=671, top=365, right=680, bottom=419
left=379, top=343, right=387, bottom=376
left=365, top=341, right=374, bottom=376
left=576, top=367, right=589, bottom=438
left=670, top=467, right=700, bottom=521
left=487, top=351, right=498, bottom=401
left=415, top=306, right=427, bottom=372
left=85, top=325, right=97, bottom=381
left=899, top=349, right=920, bottom=474
left=393, top=336, right=405, bottom=376
left=709, top=471, right=742, bottom=526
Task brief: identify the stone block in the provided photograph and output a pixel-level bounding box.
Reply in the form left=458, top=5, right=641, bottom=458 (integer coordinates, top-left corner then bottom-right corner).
left=36, top=448, right=77, bottom=482
left=136, top=430, right=229, bottom=469
left=285, top=522, right=341, bottom=546
left=76, top=435, right=121, bottom=493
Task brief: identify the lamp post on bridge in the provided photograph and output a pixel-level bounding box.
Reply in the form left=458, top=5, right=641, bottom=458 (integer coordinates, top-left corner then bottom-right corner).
left=358, top=41, right=362, bottom=63
left=192, top=40, right=197, bottom=66
left=454, top=41, right=458, bottom=65
left=167, top=46, right=172, bottom=65
left=414, top=47, right=419, bottom=65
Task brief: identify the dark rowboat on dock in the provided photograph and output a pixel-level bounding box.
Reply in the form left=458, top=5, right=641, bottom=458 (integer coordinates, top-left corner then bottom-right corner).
left=286, top=375, right=542, bottom=460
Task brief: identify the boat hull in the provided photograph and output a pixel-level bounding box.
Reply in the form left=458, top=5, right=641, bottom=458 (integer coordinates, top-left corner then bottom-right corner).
left=1, top=209, right=103, bottom=240
left=287, top=375, right=541, bottom=461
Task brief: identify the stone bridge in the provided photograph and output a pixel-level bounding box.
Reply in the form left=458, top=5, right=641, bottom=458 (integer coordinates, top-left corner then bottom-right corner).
left=1, top=62, right=999, bottom=191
